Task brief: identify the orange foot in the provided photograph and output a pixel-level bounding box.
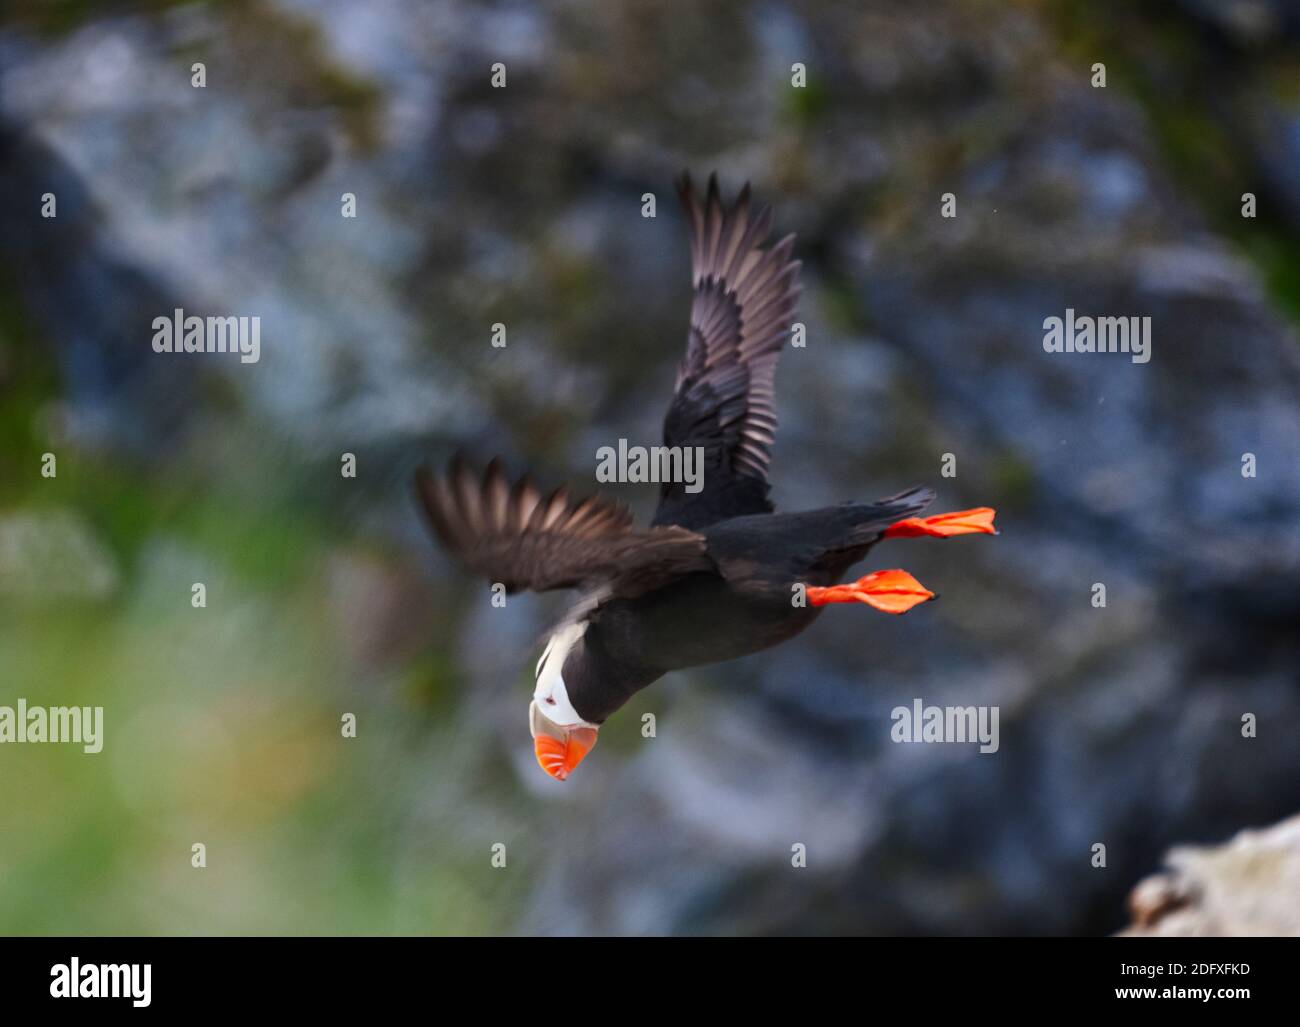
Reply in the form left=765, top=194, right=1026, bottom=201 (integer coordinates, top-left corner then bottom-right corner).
left=806, top=569, right=935, bottom=614
left=883, top=507, right=998, bottom=539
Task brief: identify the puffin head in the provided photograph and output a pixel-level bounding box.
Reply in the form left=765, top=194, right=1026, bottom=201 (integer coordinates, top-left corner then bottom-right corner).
left=529, top=623, right=599, bottom=781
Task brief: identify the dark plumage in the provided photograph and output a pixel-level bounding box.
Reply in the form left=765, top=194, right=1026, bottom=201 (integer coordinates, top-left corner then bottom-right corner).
left=417, top=173, right=997, bottom=780
left=655, top=172, right=801, bottom=528
left=415, top=456, right=710, bottom=599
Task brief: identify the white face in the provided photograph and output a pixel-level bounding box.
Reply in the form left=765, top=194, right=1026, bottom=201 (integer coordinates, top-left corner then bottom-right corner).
left=533, top=622, right=594, bottom=728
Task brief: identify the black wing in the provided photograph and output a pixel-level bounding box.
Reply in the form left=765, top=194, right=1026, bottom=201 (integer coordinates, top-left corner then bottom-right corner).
left=416, top=457, right=713, bottom=598
left=652, top=172, right=802, bottom=530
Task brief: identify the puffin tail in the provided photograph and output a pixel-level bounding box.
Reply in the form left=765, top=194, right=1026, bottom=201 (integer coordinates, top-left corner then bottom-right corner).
left=837, top=486, right=936, bottom=548
left=804, top=485, right=935, bottom=570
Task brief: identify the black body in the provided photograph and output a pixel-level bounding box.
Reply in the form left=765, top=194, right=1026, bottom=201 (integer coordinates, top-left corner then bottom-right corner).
left=563, top=490, right=933, bottom=722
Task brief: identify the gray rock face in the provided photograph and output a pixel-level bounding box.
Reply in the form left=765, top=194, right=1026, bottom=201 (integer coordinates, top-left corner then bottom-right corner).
left=2, top=1, right=1297, bottom=934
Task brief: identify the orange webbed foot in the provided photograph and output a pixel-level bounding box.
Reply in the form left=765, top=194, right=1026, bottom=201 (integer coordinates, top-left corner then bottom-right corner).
left=806, top=569, right=935, bottom=614
left=883, top=507, right=998, bottom=539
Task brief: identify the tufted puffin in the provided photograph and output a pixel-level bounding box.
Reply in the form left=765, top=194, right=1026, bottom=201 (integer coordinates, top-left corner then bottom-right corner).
left=417, top=173, right=996, bottom=781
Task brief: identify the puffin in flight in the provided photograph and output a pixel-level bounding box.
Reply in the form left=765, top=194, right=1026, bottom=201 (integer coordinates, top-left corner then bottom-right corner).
left=417, top=173, right=996, bottom=781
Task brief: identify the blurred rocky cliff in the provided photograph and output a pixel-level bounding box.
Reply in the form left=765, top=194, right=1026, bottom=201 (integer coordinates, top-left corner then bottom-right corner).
left=1, top=0, right=1297, bottom=934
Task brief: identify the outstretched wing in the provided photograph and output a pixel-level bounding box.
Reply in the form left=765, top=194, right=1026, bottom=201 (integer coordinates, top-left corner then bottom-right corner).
left=652, top=172, right=802, bottom=530
left=416, top=457, right=713, bottom=598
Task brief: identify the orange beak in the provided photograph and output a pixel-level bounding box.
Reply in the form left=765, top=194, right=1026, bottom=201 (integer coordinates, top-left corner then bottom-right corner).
left=529, top=701, right=598, bottom=781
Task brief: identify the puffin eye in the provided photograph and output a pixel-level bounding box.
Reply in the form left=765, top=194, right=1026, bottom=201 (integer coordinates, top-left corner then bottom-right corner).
left=545, top=697, right=557, bottom=706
